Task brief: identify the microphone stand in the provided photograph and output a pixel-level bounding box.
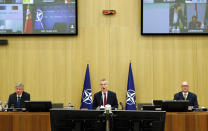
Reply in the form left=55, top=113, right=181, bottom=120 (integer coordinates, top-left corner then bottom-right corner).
left=120, top=102, right=124, bottom=110
left=104, top=105, right=112, bottom=131
left=106, top=109, right=110, bottom=131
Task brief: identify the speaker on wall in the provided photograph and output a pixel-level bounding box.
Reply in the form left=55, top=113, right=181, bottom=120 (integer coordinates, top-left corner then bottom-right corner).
left=0, top=39, right=8, bottom=45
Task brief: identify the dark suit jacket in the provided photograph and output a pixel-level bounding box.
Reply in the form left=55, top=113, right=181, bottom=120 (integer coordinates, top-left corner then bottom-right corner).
left=8, top=92, right=30, bottom=108
left=93, top=90, right=118, bottom=109
left=189, top=21, right=201, bottom=30
left=174, top=91, right=198, bottom=108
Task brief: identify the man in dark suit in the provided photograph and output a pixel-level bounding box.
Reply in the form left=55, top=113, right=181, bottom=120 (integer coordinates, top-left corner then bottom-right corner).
left=174, top=81, right=198, bottom=108
left=8, top=82, right=30, bottom=108
left=93, top=78, right=118, bottom=109
left=189, top=16, right=201, bottom=30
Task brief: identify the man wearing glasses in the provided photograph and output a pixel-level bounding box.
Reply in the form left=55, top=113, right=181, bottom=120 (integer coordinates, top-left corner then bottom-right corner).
left=174, top=81, right=198, bottom=108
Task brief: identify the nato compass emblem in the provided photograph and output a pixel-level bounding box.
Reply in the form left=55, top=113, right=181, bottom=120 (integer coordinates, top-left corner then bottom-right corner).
left=82, top=89, right=92, bottom=104
left=126, top=89, right=136, bottom=105
left=35, top=9, right=44, bottom=29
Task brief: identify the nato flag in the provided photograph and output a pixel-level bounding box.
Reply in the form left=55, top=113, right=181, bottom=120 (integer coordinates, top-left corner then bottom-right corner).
left=80, top=64, right=93, bottom=109
left=34, top=6, right=44, bottom=30
left=125, top=63, right=136, bottom=110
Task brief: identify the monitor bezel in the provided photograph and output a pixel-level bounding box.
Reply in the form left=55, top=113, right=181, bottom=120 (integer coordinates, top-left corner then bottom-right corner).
left=0, top=0, right=78, bottom=36
left=161, top=100, right=189, bottom=112
left=25, top=101, right=52, bottom=112
left=141, top=0, right=208, bottom=35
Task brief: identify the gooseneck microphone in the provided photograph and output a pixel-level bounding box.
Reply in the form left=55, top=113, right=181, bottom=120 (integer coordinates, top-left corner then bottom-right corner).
left=120, top=102, right=124, bottom=110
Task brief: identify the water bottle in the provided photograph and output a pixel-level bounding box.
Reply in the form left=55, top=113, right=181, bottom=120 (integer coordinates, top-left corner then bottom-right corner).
left=4, top=100, right=8, bottom=112
left=0, top=99, right=2, bottom=111
left=68, top=102, right=74, bottom=109
left=68, top=102, right=71, bottom=109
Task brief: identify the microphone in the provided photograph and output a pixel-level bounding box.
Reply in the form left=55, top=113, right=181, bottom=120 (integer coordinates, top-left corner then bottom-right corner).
left=99, top=96, right=103, bottom=107
left=97, top=96, right=104, bottom=110
left=120, top=102, right=124, bottom=110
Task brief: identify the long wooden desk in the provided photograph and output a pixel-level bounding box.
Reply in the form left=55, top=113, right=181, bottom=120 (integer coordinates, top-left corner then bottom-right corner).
left=0, top=112, right=51, bottom=131
left=165, top=112, right=208, bottom=131
left=0, top=111, right=208, bottom=131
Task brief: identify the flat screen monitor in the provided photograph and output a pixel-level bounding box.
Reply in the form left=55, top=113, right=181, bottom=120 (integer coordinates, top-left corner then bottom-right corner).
left=142, top=0, right=208, bottom=34
left=137, top=103, right=153, bottom=110
left=153, top=100, right=163, bottom=106
left=161, top=100, right=189, bottom=112
left=25, top=101, right=52, bottom=112
left=0, top=0, right=77, bottom=35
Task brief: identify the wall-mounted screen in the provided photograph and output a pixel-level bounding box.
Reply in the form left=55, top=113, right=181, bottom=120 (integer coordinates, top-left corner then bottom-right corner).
left=0, top=0, right=77, bottom=35
left=142, top=0, right=208, bottom=34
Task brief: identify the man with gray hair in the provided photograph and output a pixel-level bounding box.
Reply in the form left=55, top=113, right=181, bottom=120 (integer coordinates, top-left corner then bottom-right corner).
left=93, top=78, right=118, bottom=109
left=8, top=82, right=30, bottom=108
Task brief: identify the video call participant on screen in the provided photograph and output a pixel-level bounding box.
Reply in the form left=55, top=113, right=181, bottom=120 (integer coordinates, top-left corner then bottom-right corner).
left=170, top=3, right=184, bottom=28
left=93, top=78, right=118, bottom=109
left=189, top=16, right=201, bottom=30
left=174, top=81, right=198, bottom=108
left=8, top=82, right=30, bottom=108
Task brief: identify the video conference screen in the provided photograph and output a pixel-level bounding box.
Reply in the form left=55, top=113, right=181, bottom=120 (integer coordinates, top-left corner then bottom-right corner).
left=0, top=0, right=77, bottom=35
left=142, top=0, right=208, bottom=34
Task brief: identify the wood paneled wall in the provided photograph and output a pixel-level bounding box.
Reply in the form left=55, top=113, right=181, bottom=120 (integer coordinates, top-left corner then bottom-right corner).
left=0, top=0, right=208, bottom=109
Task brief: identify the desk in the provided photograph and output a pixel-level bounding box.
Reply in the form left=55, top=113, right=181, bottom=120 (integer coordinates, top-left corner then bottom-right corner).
left=165, top=112, right=208, bottom=131
left=0, top=112, right=51, bottom=131
left=1, top=112, right=208, bottom=131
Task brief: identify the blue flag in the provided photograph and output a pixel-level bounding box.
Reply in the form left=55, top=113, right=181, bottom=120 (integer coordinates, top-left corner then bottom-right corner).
left=34, top=6, right=44, bottom=30
left=80, top=64, right=93, bottom=109
left=125, top=63, right=136, bottom=110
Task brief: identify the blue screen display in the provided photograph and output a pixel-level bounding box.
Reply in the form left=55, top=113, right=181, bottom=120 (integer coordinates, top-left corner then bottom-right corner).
left=142, top=0, right=208, bottom=34
left=0, top=0, right=77, bottom=35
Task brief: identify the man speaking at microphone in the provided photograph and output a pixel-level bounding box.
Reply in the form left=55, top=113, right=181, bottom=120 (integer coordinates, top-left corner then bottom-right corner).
left=92, top=78, right=118, bottom=109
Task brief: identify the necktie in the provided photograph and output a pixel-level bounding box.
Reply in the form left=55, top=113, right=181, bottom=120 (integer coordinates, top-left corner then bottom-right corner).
left=184, top=93, right=187, bottom=100
left=104, top=93, right=107, bottom=107
left=17, top=97, right=21, bottom=108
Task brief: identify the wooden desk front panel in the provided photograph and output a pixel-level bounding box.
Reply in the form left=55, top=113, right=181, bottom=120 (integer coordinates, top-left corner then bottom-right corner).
left=1, top=111, right=208, bottom=131
left=0, top=112, right=51, bottom=131
left=165, top=112, right=208, bottom=131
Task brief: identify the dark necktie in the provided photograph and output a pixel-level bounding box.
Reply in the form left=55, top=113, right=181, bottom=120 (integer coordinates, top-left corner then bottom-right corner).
left=17, top=97, right=21, bottom=108
left=104, top=93, right=107, bottom=107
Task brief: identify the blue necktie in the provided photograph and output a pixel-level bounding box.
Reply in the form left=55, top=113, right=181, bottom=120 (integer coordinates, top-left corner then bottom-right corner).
left=17, top=97, right=21, bottom=108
